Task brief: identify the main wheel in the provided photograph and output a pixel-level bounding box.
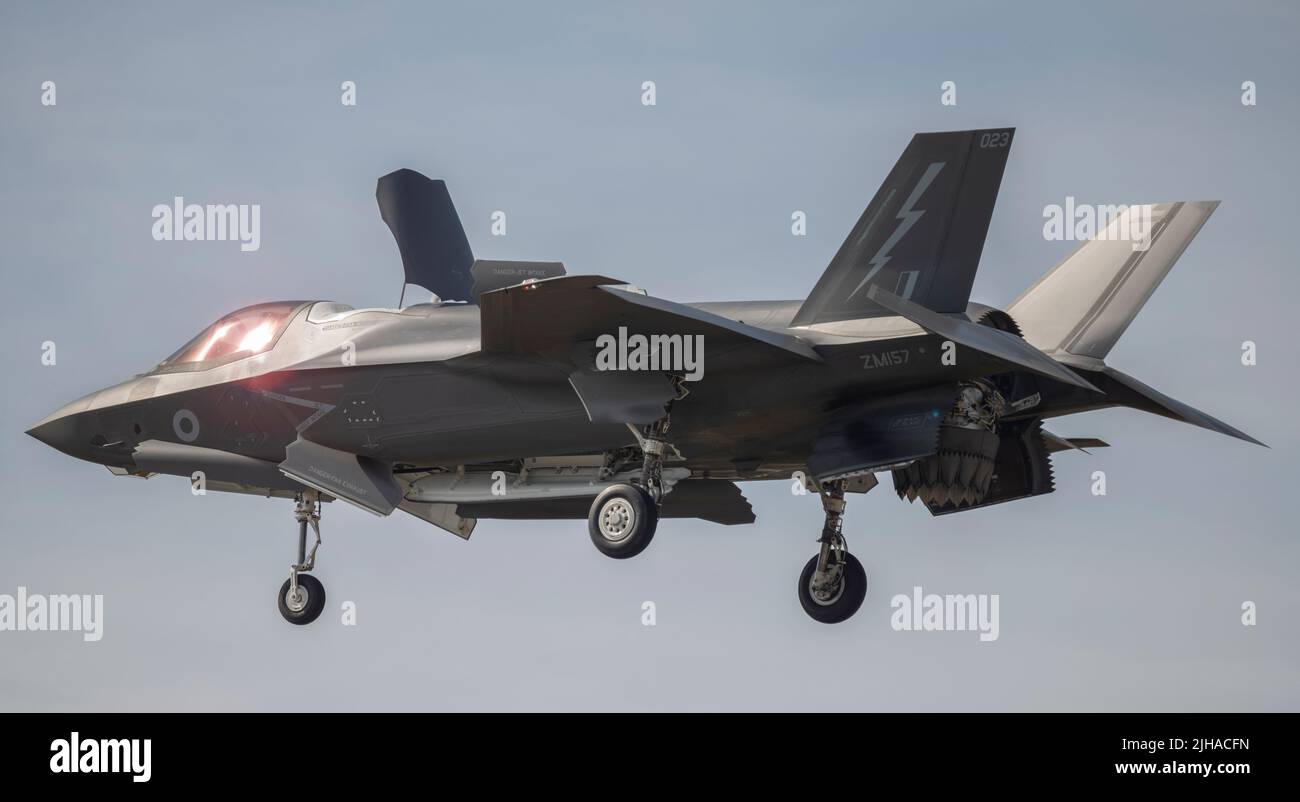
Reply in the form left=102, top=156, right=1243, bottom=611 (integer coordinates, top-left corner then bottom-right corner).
left=797, top=552, right=867, bottom=624
left=588, top=484, right=658, bottom=559
left=278, top=574, right=326, bottom=625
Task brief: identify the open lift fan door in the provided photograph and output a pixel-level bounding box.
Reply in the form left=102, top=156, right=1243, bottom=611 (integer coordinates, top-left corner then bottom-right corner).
left=376, top=169, right=475, bottom=302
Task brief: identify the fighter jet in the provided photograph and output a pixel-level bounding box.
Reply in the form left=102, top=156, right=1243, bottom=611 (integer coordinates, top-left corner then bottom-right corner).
left=26, top=128, right=1263, bottom=625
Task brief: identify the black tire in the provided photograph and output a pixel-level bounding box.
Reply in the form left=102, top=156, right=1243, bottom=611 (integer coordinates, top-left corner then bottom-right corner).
left=278, top=574, right=326, bottom=625
left=797, top=552, right=867, bottom=624
left=588, top=484, right=658, bottom=559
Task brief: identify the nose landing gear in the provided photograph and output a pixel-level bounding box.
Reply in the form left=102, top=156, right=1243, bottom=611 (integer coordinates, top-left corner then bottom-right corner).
left=278, top=492, right=326, bottom=625
left=796, top=478, right=868, bottom=624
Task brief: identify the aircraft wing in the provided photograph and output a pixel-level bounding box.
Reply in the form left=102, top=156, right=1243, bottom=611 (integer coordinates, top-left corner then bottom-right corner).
left=479, top=275, right=823, bottom=423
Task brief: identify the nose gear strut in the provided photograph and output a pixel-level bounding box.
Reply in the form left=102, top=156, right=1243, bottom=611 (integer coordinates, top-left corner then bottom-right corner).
left=291, top=493, right=322, bottom=591
left=278, top=491, right=327, bottom=625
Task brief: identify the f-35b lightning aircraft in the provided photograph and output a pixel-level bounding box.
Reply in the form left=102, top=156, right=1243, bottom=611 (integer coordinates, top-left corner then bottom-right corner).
left=27, top=128, right=1263, bottom=625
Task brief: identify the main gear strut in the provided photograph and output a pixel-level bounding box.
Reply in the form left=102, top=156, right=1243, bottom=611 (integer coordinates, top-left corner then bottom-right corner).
left=812, top=479, right=849, bottom=598
left=636, top=376, right=688, bottom=503
left=797, top=477, right=868, bottom=623
left=588, top=377, right=689, bottom=559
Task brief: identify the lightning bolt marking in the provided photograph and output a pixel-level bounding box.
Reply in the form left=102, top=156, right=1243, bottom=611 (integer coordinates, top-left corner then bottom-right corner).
left=847, top=161, right=946, bottom=301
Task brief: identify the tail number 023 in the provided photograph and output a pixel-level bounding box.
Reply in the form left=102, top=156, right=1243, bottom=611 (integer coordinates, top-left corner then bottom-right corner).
left=979, top=131, right=1011, bottom=149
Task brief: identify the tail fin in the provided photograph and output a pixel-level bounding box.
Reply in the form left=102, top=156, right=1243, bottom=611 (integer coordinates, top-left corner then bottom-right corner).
left=792, top=128, right=1014, bottom=326
left=1008, top=201, right=1218, bottom=360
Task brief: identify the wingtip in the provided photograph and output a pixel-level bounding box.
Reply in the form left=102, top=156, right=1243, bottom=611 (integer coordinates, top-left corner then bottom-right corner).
left=1222, top=429, right=1267, bottom=448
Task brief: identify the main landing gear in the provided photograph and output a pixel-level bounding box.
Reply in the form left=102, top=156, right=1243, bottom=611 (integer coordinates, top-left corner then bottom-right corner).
left=278, top=492, right=326, bottom=625
left=587, top=406, right=675, bottom=559
left=589, top=483, right=657, bottom=559
left=796, top=478, right=868, bottom=624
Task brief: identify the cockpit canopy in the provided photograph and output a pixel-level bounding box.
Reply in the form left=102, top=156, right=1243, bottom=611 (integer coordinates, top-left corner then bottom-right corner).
left=154, top=301, right=309, bottom=373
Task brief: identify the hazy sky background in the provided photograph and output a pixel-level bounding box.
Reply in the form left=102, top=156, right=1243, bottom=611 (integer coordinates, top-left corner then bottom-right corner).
left=1, top=0, right=1296, bottom=711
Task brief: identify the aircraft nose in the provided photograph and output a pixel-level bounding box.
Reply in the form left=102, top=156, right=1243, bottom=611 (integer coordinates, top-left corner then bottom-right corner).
left=26, top=414, right=80, bottom=452
left=26, top=410, right=97, bottom=461
left=29, top=380, right=157, bottom=465
left=26, top=394, right=100, bottom=461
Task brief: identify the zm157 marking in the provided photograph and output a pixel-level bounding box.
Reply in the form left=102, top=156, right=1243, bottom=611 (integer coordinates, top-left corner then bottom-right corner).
left=860, top=348, right=910, bottom=370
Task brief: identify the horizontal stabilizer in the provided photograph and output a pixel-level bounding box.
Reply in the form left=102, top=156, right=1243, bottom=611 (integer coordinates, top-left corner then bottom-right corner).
left=866, top=285, right=1102, bottom=392
left=1097, top=367, right=1266, bottom=447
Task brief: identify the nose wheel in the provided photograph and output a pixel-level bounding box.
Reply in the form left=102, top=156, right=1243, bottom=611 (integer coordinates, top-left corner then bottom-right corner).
left=796, top=478, right=868, bottom=624
left=278, top=493, right=327, bottom=625
left=279, top=574, right=326, bottom=624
